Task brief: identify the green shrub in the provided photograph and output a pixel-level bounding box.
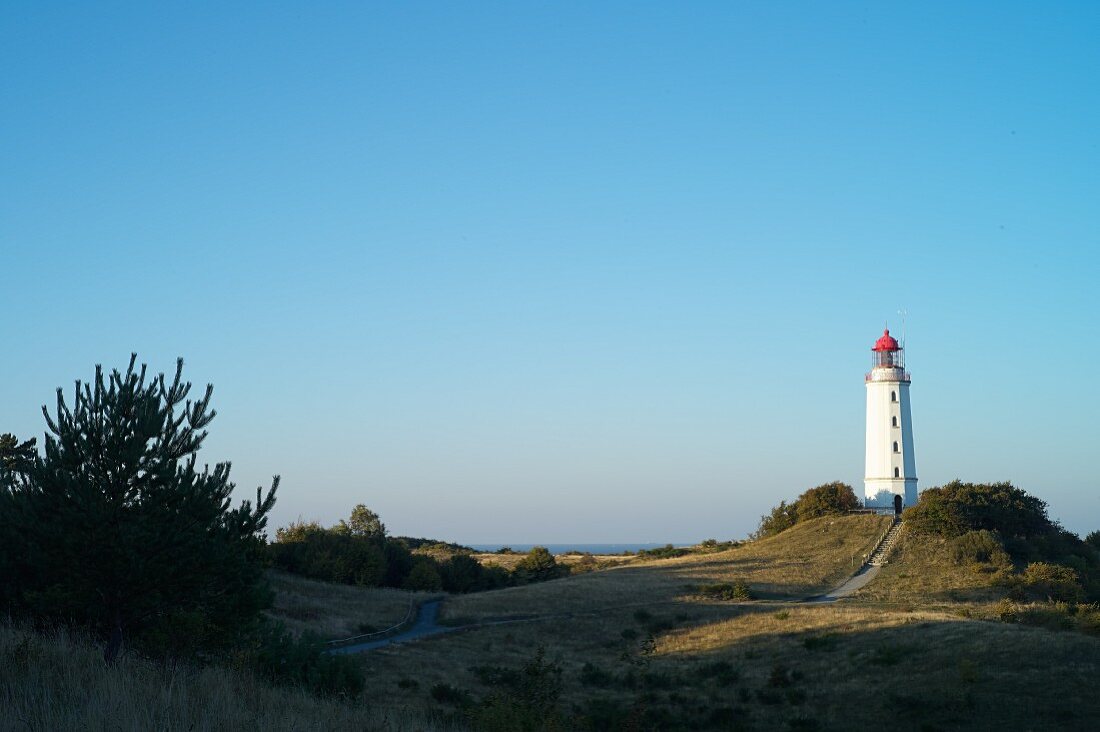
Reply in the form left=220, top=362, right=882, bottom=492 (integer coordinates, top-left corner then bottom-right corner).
left=403, top=559, right=444, bottom=591
left=1075, top=607, right=1100, bottom=634
left=243, top=621, right=364, bottom=698
left=1017, top=603, right=1075, bottom=631
left=637, top=544, right=691, bottom=559
left=995, top=598, right=1019, bottom=623
left=950, top=530, right=1010, bottom=566
left=468, top=647, right=565, bottom=732
left=905, top=481, right=1052, bottom=539
left=514, top=547, right=569, bottom=584
left=755, top=482, right=860, bottom=538
left=1022, top=562, right=1083, bottom=602
left=699, top=581, right=753, bottom=601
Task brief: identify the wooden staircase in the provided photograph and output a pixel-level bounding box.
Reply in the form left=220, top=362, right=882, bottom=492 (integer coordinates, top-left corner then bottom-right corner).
left=868, top=519, right=903, bottom=566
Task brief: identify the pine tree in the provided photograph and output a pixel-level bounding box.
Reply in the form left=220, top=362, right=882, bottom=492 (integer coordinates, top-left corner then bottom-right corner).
left=2, top=355, right=277, bottom=662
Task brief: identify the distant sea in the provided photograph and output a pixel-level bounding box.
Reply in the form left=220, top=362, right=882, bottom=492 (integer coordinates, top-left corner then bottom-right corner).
left=468, top=543, right=691, bottom=555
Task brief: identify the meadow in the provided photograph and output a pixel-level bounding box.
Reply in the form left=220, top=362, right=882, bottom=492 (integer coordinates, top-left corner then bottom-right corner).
left=7, top=512, right=1100, bottom=730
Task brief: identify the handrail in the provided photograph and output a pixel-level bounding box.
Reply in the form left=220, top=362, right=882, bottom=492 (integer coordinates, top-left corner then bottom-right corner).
left=325, top=596, right=419, bottom=646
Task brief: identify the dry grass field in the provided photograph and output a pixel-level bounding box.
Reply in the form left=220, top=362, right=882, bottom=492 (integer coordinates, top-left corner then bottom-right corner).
left=350, top=516, right=1100, bottom=730
left=16, top=515, right=1099, bottom=731
left=266, top=570, right=438, bottom=639
left=443, top=514, right=892, bottom=623
left=473, top=551, right=638, bottom=572
left=854, top=526, right=1008, bottom=607
left=0, top=622, right=455, bottom=732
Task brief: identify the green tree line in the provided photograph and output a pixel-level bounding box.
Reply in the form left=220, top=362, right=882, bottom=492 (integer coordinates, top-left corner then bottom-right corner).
left=268, top=507, right=569, bottom=592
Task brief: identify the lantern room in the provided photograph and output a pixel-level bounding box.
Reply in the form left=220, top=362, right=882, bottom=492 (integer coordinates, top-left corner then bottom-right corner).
left=870, top=328, right=905, bottom=370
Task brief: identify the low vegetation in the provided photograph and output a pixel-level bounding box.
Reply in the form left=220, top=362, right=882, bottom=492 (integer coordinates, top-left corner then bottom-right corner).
left=441, top=514, right=891, bottom=623
left=0, top=621, right=452, bottom=731
left=269, top=511, right=575, bottom=594
left=266, top=570, right=436, bottom=639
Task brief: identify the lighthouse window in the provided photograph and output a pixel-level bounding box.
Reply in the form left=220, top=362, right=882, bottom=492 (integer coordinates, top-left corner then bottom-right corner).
left=891, top=391, right=897, bottom=402
left=894, top=467, right=900, bottom=477
left=891, top=416, right=898, bottom=427
left=893, top=441, right=899, bottom=453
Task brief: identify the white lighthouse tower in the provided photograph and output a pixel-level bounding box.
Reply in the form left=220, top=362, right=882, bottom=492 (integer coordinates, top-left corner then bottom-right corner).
left=864, top=328, right=917, bottom=508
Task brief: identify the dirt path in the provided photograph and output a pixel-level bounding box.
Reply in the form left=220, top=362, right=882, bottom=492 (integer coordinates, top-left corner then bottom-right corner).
left=329, top=560, right=885, bottom=654
left=328, top=600, right=452, bottom=654
left=802, top=564, right=881, bottom=603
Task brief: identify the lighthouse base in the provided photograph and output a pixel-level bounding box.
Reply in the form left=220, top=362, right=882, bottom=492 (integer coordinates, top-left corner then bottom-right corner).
left=864, top=479, right=918, bottom=508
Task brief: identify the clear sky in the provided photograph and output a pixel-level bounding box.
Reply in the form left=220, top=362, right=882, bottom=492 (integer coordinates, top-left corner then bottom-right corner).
left=2, top=2, right=1098, bottom=543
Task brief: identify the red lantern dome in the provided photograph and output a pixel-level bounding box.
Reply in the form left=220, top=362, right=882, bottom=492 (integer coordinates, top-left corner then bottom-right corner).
left=872, top=328, right=900, bottom=352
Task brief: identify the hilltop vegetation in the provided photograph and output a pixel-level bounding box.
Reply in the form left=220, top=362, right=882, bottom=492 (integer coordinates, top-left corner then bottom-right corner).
left=906, top=481, right=1100, bottom=599
left=268, top=513, right=570, bottom=593
left=754, top=481, right=863, bottom=538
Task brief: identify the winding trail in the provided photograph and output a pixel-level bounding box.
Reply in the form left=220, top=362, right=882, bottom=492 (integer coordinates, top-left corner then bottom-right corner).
left=329, top=558, right=885, bottom=654
left=802, top=564, right=881, bottom=604
left=328, top=600, right=451, bottom=654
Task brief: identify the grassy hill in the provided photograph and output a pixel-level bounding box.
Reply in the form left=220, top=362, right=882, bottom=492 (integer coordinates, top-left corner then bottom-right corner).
left=12, top=512, right=1100, bottom=731
left=443, top=514, right=893, bottom=623
left=267, top=570, right=438, bottom=639
left=355, top=514, right=1100, bottom=730
left=853, top=525, right=1010, bottom=607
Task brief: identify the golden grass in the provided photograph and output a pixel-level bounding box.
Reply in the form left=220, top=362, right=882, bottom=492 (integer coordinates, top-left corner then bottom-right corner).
left=648, top=601, right=1100, bottom=730
left=266, top=570, right=437, bottom=640
left=442, top=514, right=892, bottom=622
left=349, top=515, right=1100, bottom=730
left=0, top=622, right=456, bottom=732
left=472, top=552, right=637, bottom=571
left=357, top=596, right=1100, bottom=731
left=854, top=527, right=1008, bottom=607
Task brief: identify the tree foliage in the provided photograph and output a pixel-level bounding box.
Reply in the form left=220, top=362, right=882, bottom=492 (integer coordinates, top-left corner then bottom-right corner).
left=796, top=481, right=862, bottom=519
left=905, top=481, right=1053, bottom=539
left=0, top=356, right=278, bottom=662
left=269, top=505, right=514, bottom=592
left=754, top=482, right=861, bottom=538
left=0, top=433, right=36, bottom=478
left=514, top=547, right=567, bottom=584
left=346, top=503, right=386, bottom=539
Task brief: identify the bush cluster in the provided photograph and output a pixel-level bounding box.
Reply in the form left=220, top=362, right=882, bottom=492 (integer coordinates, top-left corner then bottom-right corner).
left=269, top=519, right=567, bottom=593
left=906, top=481, right=1100, bottom=601
left=755, top=482, right=862, bottom=538
left=698, top=581, right=754, bottom=601
left=240, top=621, right=364, bottom=697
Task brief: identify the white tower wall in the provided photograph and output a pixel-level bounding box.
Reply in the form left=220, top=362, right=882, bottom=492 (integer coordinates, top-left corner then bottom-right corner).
left=863, top=329, right=917, bottom=508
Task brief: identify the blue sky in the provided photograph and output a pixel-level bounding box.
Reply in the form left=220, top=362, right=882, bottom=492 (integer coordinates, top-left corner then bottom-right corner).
left=2, top=2, right=1098, bottom=542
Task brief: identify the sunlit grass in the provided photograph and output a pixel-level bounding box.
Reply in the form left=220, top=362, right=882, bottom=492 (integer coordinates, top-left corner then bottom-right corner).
left=442, top=514, right=892, bottom=622
left=266, top=570, right=436, bottom=639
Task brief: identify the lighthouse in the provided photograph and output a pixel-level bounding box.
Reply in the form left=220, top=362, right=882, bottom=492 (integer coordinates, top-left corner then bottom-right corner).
left=864, top=328, right=917, bottom=508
